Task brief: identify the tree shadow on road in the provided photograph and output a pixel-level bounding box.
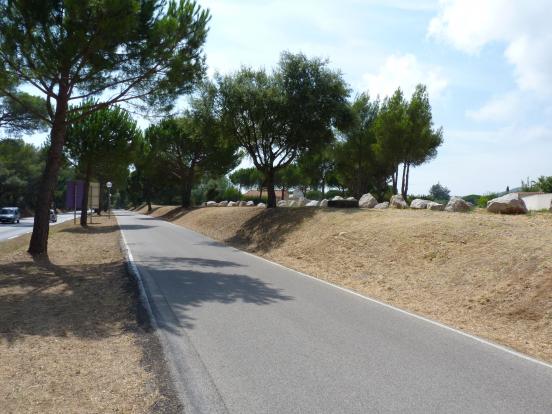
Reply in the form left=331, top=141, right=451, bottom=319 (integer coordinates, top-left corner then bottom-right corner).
left=140, top=265, right=294, bottom=331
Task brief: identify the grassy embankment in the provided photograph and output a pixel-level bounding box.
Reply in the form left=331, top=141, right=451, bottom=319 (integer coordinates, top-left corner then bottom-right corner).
left=135, top=204, right=552, bottom=363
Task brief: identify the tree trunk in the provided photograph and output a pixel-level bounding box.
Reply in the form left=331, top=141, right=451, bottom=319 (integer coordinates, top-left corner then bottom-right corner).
left=80, top=165, right=92, bottom=226
left=401, top=161, right=408, bottom=200
left=266, top=170, right=277, bottom=208
left=404, top=162, right=411, bottom=199
left=391, top=167, right=398, bottom=195
left=259, top=186, right=263, bottom=199
left=28, top=83, right=69, bottom=255
left=181, top=179, right=193, bottom=208
left=281, top=187, right=285, bottom=201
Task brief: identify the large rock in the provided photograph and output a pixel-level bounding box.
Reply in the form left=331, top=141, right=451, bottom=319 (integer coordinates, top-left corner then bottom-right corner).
left=238, top=201, right=247, bottom=207
left=246, top=201, right=254, bottom=206
left=277, top=200, right=288, bottom=207
left=257, top=202, right=266, bottom=208
left=410, top=199, right=430, bottom=209
left=306, top=200, right=319, bottom=207
left=332, top=195, right=344, bottom=201
left=359, top=193, right=378, bottom=208
left=427, top=201, right=445, bottom=211
left=295, top=197, right=308, bottom=207
left=206, top=201, right=217, bottom=207
left=218, top=200, right=228, bottom=207
left=487, top=193, right=528, bottom=214
left=390, top=195, right=408, bottom=209
left=319, top=199, right=329, bottom=207
left=374, top=202, right=389, bottom=209
left=346, top=196, right=357, bottom=201
left=227, top=201, right=237, bottom=207
left=445, top=196, right=470, bottom=212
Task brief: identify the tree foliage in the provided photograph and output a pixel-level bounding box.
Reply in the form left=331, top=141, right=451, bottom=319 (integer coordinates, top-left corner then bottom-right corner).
left=218, top=52, right=349, bottom=207
left=65, top=104, right=140, bottom=225
left=0, top=0, right=210, bottom=253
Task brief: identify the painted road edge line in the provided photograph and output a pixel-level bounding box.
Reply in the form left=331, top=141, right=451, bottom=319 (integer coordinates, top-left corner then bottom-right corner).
left=131, top=210, right=552, bottom=371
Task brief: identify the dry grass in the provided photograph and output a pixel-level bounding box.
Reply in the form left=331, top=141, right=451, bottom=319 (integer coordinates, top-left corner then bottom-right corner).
left=139, top=204, right=552, bottom=363
left=0, top=217, right=170, bottom=414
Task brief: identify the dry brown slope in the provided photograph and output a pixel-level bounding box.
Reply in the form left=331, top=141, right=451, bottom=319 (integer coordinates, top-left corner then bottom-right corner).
left=142, top=205, right=552, bottom=363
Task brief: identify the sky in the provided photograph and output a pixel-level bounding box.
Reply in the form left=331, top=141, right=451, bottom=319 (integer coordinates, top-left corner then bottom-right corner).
left=19, top=0, right=552, bottom=196
left=196, top=0, right=552, bottom=196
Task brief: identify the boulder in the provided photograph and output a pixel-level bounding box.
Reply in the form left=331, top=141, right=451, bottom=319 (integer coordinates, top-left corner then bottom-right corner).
left=410, top=199, right=430, bottom=209
left=306, top=200, right=319, bottom=207
left=346, top=196, right=357, bottom=201
left=486, top=193, right=528, bottom=214
left=390, top=194, right=408, bottom=209
left=206, top=201, right=217, bottom=207
left=227, top=201, right=237, bottom=207
left=426, top=201, right=445, bottom=211
left=238, top=201, right=247, bottom=207
left=445, top=196, right=470, bottom=212
left=359, top=193, right=378, bottom=208
left=257, top=202, right=266, bottom=208
left=246, top=201, right=254, bottom=206
left=319, top=199, right=329, bottom=207
left=218, top=200, right=228, bottom=207
left=374, top=202, right=389, bottom=209
left=332, top=195, right=344, bottom=201
left=277, top=200, right=288, bottom=207
left=295, top=197, right=308, bottom=207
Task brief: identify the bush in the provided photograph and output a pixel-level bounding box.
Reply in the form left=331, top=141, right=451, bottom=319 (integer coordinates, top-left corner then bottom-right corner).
left=222, top=187, right=241, bottom=202
left=462, top=194, right=481, bottom=205
left=306, top=190, right=322, bottom=200
left=325, top=189, right=345, bottom=199
left=477, top=193, right=498, bottom=208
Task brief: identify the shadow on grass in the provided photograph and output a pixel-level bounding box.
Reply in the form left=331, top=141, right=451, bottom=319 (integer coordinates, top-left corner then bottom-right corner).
left=0, top=254, right=136, bottom=342
left=224, top=207, right=318, bottom=253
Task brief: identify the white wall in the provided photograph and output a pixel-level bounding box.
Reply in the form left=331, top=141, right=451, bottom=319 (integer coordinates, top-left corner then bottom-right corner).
left=521, top=194, right=552, bottom=211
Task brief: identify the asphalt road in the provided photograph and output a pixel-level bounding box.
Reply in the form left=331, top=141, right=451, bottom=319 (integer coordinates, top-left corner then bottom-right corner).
left=117, top=210, right=552, bottom=414
left=0, top=212, right=75, bottom=242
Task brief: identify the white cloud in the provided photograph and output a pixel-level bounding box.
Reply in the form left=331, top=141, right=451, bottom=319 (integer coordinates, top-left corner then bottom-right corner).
left=361, top=53, right=448, bottom=99
left=466, top=92, right=521, bottom=123
left=428, top=0, right=552, bottom=96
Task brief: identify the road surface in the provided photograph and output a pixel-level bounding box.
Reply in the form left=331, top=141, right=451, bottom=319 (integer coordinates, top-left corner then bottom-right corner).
left=0, top=213, right=75, bottom=242
left=117, top=210, right=552, bottom=414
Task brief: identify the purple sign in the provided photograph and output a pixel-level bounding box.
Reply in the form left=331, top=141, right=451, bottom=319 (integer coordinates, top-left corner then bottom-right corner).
left=66, top=180, right=85, bottom=210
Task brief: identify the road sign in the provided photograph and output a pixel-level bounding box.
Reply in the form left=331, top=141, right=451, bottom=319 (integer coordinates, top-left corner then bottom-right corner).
left=66, top=180, right=84, bottom=210
left=88, top=182, right=100, bottom=209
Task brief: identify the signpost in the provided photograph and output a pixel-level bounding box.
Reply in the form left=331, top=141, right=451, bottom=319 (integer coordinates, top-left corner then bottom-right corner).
left=106, top=181, right=112, bottom=219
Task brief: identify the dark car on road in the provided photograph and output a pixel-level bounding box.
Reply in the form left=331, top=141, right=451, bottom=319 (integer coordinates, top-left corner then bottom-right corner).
left=0, top=207, right=21, bottom=224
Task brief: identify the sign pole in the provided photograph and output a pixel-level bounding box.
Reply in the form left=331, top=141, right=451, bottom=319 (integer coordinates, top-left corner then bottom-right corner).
left=73, top=182, right=77, bottom=224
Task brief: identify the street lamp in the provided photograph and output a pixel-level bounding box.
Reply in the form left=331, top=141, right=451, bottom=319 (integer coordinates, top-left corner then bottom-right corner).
left=106, top=181, right=112, bottom=219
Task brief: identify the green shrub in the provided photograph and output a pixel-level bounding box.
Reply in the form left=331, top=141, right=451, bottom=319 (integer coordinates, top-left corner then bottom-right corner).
left=306, top=190, right=322, bottom=200
left=222, top=187, right=241, bottom=201
left=325, top=189, right=345, bottom=199
left=477, top=193, right=498, bottom=208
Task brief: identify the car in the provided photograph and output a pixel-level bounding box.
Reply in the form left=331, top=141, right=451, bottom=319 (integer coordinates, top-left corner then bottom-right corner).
left=0, top=207, right=21, bottom=224
left=49, top=209, right=57, bottom=223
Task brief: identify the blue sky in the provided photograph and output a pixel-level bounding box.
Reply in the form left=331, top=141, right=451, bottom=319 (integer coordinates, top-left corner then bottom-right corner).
left=18, top=0, right=552, bottom=196
left=198, top=0, right=552, bottom=196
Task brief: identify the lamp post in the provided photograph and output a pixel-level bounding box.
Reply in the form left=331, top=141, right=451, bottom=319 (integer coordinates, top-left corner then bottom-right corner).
left=106, top=181, right=112, bottom=219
